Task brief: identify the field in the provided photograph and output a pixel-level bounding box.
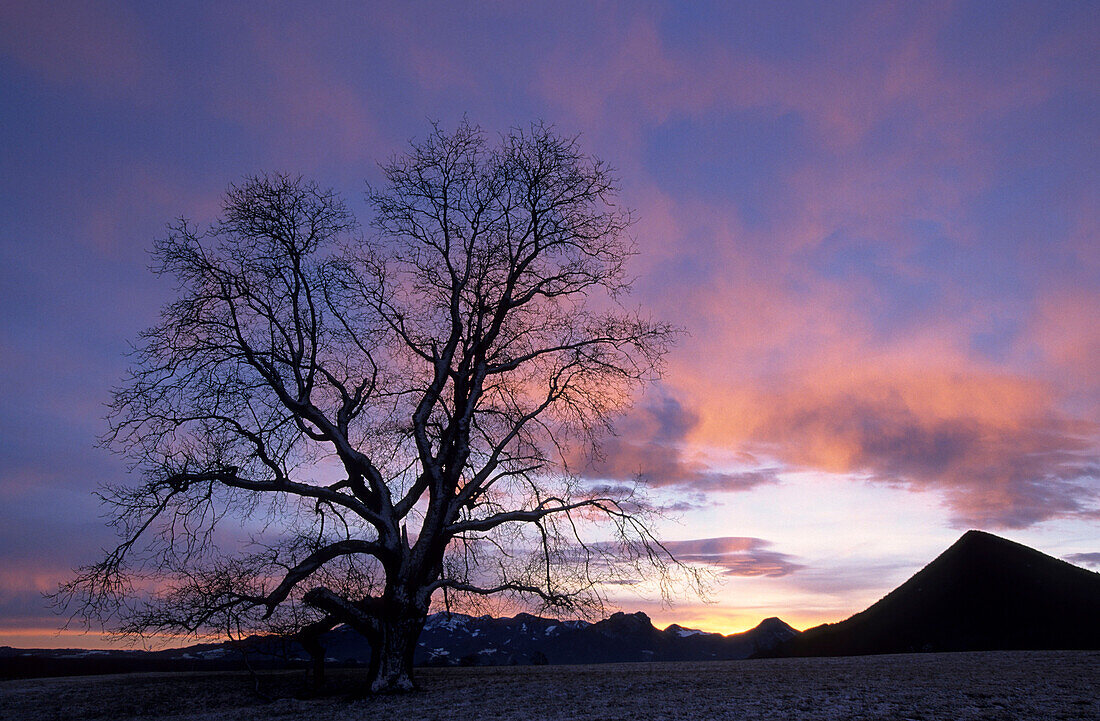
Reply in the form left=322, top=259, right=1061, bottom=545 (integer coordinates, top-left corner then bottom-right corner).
left=2, top=650, right=1097, bottom=721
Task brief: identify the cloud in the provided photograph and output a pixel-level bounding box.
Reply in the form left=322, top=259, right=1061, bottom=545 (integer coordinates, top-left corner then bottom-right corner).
left=1064, top=553, right=1100, bottom=569
left=194, top=7, right=386, bottom=165
left=631, top=108, right=1100, bottom=532
left=1029, top=290, right=1100, bottom=407
left=632, top=168, right=1100, bottom=532
left=0, top=0, right=148, bottom=92
left=580, top=391, right=780, bottom=494
left=0, top=562, right=89, bottom=638
left=776, top=559, right=922, bottom=598
left=535, top=1, right=1087, bottom=158
left=674, top=355, right=1100, bottom=528
left=595, top=175, right=1099, bottom=530
left=529, top=0, right=1098, bottom=527
left=660, top=537, right=803, bottom=578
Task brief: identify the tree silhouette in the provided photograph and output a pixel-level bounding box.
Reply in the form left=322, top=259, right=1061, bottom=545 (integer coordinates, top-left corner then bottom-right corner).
left=58, top=121, right=689, bottom=693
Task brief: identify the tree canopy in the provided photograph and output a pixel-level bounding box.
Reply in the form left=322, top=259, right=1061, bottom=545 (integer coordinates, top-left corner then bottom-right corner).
left=58, top=121, right=694, bottom=692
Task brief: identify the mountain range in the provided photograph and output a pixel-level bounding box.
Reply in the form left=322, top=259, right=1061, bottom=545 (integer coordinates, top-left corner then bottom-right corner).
left=4, top=530, right=1098, bottom=678
left=0, top=612, right=798, bottom=679
left=329, top=611, right=799, bottom=667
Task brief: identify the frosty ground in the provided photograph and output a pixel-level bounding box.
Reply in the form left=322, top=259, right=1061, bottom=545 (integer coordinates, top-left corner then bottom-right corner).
left=2, top=650, right=1097, bottom=721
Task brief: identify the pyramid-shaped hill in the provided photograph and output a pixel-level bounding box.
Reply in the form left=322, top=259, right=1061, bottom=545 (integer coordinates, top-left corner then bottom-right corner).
left=771, top=530, right=1100, bottom=657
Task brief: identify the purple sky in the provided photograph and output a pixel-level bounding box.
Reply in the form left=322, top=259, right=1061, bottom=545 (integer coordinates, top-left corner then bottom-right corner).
left=1, top=1, right=1097, bottom=645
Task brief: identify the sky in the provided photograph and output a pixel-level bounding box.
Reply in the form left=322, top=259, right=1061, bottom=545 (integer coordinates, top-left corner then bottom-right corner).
left=1, top=1, right=1097, bottom=647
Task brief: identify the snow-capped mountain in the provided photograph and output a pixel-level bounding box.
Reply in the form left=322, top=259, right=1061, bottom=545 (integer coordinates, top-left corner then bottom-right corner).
left=314, top=610, right=799, bottom=667
left=1, top=612, right=799, bottom=678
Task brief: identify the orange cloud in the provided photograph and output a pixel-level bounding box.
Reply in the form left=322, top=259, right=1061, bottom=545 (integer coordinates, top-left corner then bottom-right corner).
left=665, top=352, right=1098, bottom=528
left=622, top=202, right=1098, bottom=528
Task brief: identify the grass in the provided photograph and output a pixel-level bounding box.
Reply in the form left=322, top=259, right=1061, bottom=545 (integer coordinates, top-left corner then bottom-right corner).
left=2, top=650, right=1098, bottom=720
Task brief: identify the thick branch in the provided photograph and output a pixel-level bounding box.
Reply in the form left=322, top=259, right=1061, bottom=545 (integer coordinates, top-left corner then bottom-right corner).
left=445, top=497, right=619, bottom=535
left=256, top=540, right=387, bottom=617
left=166, top=469, right=385, bottom=528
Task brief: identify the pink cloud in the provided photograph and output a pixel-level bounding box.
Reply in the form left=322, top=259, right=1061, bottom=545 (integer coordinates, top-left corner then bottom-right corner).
left=668, top=351, right=1098, bottom=528
left=528, top=5, right=1100, bottom=530
left=1028, top=291, right=1100, bottom=405
left=613, top=196, right=1099, bottom=528
left=535, top=2, right=1069, bottom=153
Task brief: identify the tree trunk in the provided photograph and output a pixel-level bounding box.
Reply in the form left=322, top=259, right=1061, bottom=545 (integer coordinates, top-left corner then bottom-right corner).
left=367, top=611, right=424, bottom=693
left=296, top=616, right=340, bottom=693
left=300, top=636, right=326, bottom=691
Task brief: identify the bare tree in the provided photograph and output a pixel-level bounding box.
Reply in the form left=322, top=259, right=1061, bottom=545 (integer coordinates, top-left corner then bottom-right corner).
left=58, top=121, right=690, bottom=693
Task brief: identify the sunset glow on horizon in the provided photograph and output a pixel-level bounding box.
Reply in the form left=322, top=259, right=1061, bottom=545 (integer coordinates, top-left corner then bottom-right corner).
left=1, top=1, right=1097, bottom=649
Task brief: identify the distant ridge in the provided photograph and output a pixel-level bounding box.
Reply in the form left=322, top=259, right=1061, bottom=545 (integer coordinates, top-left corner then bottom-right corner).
left=1, top=612, right=799, bottom=679
left=769, top=530, right=1100, bottom=657
left=329, top=610, right=799, bottom=666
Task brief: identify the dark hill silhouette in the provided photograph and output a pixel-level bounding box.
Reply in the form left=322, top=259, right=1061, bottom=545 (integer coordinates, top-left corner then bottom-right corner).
left=769, top=530, right=1100, bottom=657
left=1, top=612, right=798, bottom=679
left=321, top=610, right=798, bottom=666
